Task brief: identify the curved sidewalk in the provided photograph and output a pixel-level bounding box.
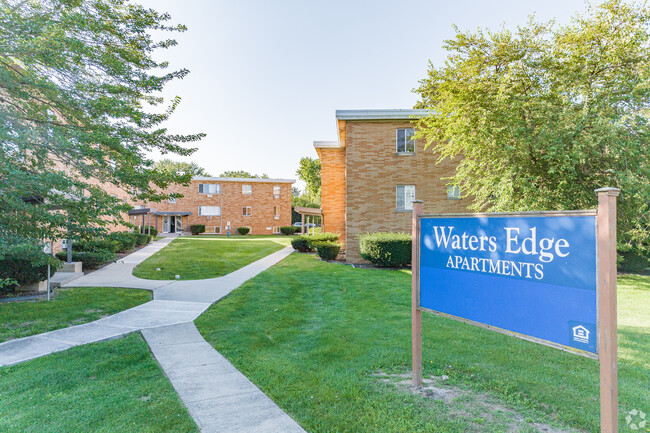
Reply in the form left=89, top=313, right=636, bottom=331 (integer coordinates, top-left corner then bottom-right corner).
left=0, top=239, right=305, bottom=433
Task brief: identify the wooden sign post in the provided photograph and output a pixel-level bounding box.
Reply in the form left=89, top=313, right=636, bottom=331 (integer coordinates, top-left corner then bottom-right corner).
left=412, top=188, right=620, bottom=432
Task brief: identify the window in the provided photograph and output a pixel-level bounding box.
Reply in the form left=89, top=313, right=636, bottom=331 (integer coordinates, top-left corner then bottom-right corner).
left=273, top=206, right=280, bottom=219
left=273, top=185, right=281, bottom=198
left=396, top=128, right=415, bottom=153
left=168, top=197, right=177, bottom=204
left=198, top=184, right=220, bottom=194
left=447, top=186, right=461, bottom=200
left=272, top=226, right=281, bottom=234
left=396, top=185, right=415, bottom=211
left=242, top=184, right=252, bottom=195
left=243, top=206, right=252, bottom=216
left=198, top=206, right=221, bottom=216
left=205, top=226, right=221, bottom=234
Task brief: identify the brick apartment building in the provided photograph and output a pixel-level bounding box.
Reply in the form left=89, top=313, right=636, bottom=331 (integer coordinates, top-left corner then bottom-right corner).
left=315, top=109, right=469, bottom=263
left=132, top=177, right=295, bottom=235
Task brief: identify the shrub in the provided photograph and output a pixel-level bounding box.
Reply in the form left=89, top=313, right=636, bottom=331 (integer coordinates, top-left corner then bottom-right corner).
left=190, top=224, right=206, bottom=235
left=0, top=244, right=60, bottom=292
left=56, top=250, right=115, bottom=270
left=134, top=233, right=151, bottom=247
left=106, top=232, right=137, bottom=252
left=73, top=239, right=121, bottom=253
left=280, top=226, right=299, bottom=235
left=237, top=227, right=251, bottom=235
left=291, top=236, right=312, bottom=252
left=618, top=249, right=649, bottom=273
left=137, top=225, right=158, bottom=236
left=308, top=232, right=340, bottom=245
left=313, top=241, right=341, bottom=261
left=359, top=232, right=412, bottom=267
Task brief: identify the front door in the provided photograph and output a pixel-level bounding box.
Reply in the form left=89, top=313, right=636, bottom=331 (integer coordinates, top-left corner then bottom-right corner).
left=170, top=216, right=176, bottom=233
left=163, top=216, right=170, bottom=233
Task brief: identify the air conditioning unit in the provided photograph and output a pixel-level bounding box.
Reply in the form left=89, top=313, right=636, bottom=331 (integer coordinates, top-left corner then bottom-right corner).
left=207, top=194, right=213, bottom=198
left=274, top=216, right=280, bottom=220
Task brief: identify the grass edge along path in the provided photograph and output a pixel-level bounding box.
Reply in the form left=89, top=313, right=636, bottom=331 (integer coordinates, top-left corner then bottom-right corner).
left=132, top=236, right=293, bottom=280
left=0, top=287, right=151, bottom=343
left=196, top=253, right=649, bottom=433
left=0, top=333, right=199, bottom=433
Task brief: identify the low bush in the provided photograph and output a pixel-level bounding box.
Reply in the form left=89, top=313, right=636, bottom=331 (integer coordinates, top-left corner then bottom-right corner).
left=56, top=250, right=116, bottom=270
left=73, top=239, right=121, bottom=254
left=134, top=233, right=151, bottom=247
left=0, top=244, right=60, bottom=292
left=359, top=232, right=411, bottom=267
left=237, top=227, right=251, bottom=236
left=137, top=225, right=158, bottom=236
left=190, top=224, right=206, bottom=235
left=280, top=226, right=299, bottom=235
left=106, top=232, right=137, bottom=252
left=313, top=241, right=341, bottom=261
left=618, top=249, right=649, bottom=273
left=291, top=236, right=311, bottom=252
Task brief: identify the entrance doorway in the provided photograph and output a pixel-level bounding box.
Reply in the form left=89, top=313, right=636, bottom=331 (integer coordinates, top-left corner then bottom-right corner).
left=162, top=215, right=183, bottom=233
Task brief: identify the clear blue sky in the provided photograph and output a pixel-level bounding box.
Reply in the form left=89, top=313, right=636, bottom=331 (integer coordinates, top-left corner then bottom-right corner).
left=136, top=0, right=601, bottom=186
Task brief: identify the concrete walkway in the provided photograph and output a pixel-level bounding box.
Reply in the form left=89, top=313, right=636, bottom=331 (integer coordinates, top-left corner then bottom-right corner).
left=0, top=238, right=305, bottom=433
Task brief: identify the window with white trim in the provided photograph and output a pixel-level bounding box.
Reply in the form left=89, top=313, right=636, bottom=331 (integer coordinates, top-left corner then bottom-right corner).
left=273, top=206, right=279, bottom=217
left=242, top=184, right=252, bottom=195
left=447, top=186, right=461, bottom=200
left=168, top=197, right=177, bottom=204
left=272, top=226, right=281, bottom=234
left=273, top=185, right=281, bottom=198
left=396, top=185, right=415, bottom=211
left=243, top=206, right=252, bottom=216
left=396, top=128, right=415, bottom=153
left=198, top=184, right=220, bottom=194
left=198, top=206, right=221, bottom=216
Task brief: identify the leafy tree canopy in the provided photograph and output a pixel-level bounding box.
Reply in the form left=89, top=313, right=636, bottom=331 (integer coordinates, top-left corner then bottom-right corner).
left=295, top=157, right=321, bottom=206
left=219, top=170, right=269, bottom=179
left=155, top=159, right=210, bottom=177
left=0, top=0, right=204, bottom=246
left=414, top=0, right=650, bottom=250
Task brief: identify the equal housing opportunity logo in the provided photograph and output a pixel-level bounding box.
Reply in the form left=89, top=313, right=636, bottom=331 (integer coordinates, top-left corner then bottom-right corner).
left=572, top=325, right=590, bottom=344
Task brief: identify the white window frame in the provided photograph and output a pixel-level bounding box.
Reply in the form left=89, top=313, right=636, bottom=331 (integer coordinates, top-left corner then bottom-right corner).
left=447, top=185, right=461, bottom=200
left=243, top=206, right=252, bottom=216
left=168, top=197, right=177, bottom=204
left=396, top=185, right=415, bottom=211
left=273, top=185, right=281, bottom=198
left=242, top=184, right=252, bottom=195
left=198, top=184, right=220, bottom=194
left=272, top=226, right=281, bottom=234
left=396, top=128, right=415, bottom=154
left=198, top=205, right=221, bottom=216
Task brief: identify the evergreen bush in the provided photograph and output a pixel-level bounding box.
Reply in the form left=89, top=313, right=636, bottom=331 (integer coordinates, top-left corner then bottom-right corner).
left=359, top=232, right=411, bottom=267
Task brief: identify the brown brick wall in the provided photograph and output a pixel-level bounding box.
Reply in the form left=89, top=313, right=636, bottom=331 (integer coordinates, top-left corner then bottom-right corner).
left=135, top=179, right=293, bottom=235
left=344, top=120, right=469, bottom=262
left=316, top=147, right=347, bottom=249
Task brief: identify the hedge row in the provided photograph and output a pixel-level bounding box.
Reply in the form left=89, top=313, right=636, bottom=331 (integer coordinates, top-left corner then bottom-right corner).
left=0, top=244, right=61, bottom=292
left=359, top=232, right=411, bottom=268
left=55, top=250, right=116, bottom=270
left=291, top=233, right=341, bottom=261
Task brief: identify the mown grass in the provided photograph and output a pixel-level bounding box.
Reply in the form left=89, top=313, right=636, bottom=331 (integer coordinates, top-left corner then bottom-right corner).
left=0, top=287, right=151, bottom=342
left=132, top=236, right=293, bottom=280
left=0, top=333, right=198, bottom=433
left=196, top=253, right=649, bottom=433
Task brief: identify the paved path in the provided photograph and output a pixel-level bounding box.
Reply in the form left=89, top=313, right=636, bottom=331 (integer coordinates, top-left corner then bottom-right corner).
left=0, top=238, right=305, bottom=433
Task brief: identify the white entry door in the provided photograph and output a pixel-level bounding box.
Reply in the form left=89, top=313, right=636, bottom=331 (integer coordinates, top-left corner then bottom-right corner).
left=176, top=216, right=182, bottom=232
left=163, top=216, right=170, bottom=233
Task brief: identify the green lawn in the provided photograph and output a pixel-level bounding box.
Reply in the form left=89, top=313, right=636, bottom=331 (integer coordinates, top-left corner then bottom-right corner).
left=0, top=333, right=198, bottom=433
left=132, top=236, right=293, bottom=280
left=196, top=253, right=650, bottom=433
left=0, top=287, right=151, bottom=343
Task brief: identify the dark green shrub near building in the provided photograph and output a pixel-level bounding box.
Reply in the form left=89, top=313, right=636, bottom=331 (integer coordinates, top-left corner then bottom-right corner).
left=73, top=239, right=121, bottom=254
left=190, top=224, right=206, bottom=235
left=237, top=227, right=251, bottom=236
left=56, top=250, right=116, bottom=270
left=134, top=233, right=151, bottom=247
left=0, top=244, right=60, bottom=292
left=137, top=225, right=158, bottom=236
left=106, top=232, right=137, bottom=252
left=280, top=226, right=299, bottom=235
left=291, top=236, right=312, bottom=252
left=313, top=241, right=341, bottom=261
left=359, top=232, right=411, bottom=267
left=618, top=249, right=649, bottom=273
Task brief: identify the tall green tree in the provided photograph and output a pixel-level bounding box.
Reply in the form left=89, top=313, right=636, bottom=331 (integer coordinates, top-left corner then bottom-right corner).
left=155, top=159, right=210, bottom=177
left=0, top=0, right=203, bottom=247
left=219, top=170, right=269, bottom=179
left=295, top=157, right=321, bottom=205
left=415, top=0, right=650, bottom=252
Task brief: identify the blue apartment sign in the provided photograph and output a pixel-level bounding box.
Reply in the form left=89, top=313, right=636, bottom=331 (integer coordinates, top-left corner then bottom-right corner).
left=419, top=212, right=598, bottom=354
